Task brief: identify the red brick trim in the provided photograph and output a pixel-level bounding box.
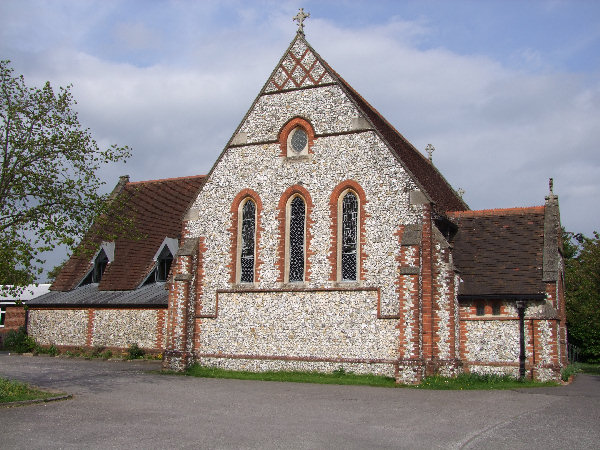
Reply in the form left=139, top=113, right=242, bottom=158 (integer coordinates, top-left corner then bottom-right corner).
left=275, top=185, right=314, bottom=283
left=421, top=204, right=434, bottom=362
left=465, top=361, right=523, bottom=367
left=86, top=309, right=94, bottom=347
left=465, top=360, right=560, bottom=370
left=228, top=190, right=264, bottom=284
left=215, top=286, right=379, bottom=294
left=27, top=305, right=168, bottom=310
left=278, top=117, right=315, bottom=157
left=447, top=206, right=545, bottom=218
left=2, top=306, right=26, bottom=330
left=165, top=252, right=194, bottom=357
left=196, top=352, right=397, bottom=365
left=394, top=225, right=420, bottom=359
left=328, top=180, right=368, bottom=282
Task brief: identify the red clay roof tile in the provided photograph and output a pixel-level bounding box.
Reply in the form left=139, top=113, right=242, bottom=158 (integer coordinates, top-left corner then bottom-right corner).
left=449, top=206, right=546, bottom=297
left=51, top=175, right=206, bottom=291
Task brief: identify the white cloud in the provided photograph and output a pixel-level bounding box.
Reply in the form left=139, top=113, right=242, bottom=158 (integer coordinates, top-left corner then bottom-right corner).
left=1, top=1, right=599, bottom=277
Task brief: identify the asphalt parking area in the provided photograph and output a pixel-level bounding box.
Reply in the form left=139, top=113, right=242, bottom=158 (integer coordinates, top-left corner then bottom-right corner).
left=1, top=353, right=599, bottom=449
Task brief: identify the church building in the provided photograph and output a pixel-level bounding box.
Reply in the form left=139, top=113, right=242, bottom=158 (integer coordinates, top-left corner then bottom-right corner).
left=28, top=17, right=567, bottom=383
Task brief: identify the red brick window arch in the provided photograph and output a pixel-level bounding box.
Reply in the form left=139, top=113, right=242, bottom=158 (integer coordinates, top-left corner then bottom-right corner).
left=329, top=181, right=367, bottom=282
left=276, top=185, right=314, bottom=283
left=279, top=117, right=315, bottom=157
left=229, top=189, right=263, bottom=284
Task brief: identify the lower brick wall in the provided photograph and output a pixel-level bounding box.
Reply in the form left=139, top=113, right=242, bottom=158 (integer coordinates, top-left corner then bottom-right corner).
left=28, top=308, right=167, bottom=351
left=0, top=306, right=27, bottom=347
left=459, top=302, right=563, bottom=381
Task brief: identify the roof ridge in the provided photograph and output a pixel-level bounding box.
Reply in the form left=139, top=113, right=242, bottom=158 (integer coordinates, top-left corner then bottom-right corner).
left=448, top=206, right=545, bottom=217
left=127, top=174, right=206, bottom=185
left=318, top=53, right=468, bottom=213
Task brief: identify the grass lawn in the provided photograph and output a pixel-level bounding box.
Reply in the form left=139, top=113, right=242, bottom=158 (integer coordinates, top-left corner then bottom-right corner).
left=184, top=364, right=398, bottom=387
left=181, top=364, right=559, bottom=390
left=0, top=377, right=60, bottom=404
left=415, top=373, right=558, bottom=390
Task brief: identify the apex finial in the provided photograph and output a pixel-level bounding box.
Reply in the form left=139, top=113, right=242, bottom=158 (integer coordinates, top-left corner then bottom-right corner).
left=425, top=144, right=435, bottom=162
left=293, top=8, right=310, bottom=35
left=545, top=177, right=558, bottom=203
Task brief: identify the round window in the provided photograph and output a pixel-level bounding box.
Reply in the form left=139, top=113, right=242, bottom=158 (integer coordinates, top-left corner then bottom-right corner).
left=290, top=128, right=308, bottom=153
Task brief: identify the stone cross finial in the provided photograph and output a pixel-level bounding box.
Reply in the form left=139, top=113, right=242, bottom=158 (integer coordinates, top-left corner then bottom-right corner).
left=293, top=8, right=310, bottom=35
left=545, top=177, right=558, bottom=203
left=425, top=144, right=435, bottom=162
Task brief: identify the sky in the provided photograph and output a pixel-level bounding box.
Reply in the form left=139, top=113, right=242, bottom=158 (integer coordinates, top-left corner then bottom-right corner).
left=1, top=0, right=599, bottom=278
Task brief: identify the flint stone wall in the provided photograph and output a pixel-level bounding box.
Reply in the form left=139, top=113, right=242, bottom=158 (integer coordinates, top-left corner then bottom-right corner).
left=464, top=320, right=521, bottom=362
left=182, top=83, right=426, bottom=372
left=197, top=290, right=397, bottom=376
left=28, top=308, right=165, bottom=350
left=28, top=309, right=88, bottom=346
left=92, top=309, right=161, bottom=349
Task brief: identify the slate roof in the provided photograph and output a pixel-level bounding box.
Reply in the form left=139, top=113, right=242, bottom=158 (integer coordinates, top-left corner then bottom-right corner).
left=29, top=283, right=168, bottom=307
left=51, top=175, right=206, bottom=294
left=448, top=207, right=547, bottom=299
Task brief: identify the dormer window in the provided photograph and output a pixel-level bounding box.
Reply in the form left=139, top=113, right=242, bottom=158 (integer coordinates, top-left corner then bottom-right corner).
left=156, top=246, right=174, bottom=282
left=94, top=250, right=109, bottom=282
left=80, top=248, right=110, bottom=286
left=142, top=237, right=179, bottom=285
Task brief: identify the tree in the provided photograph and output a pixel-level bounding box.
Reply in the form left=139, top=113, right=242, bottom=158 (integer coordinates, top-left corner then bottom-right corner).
left=563, top=229, right=600, bottom=362
left=0, top=60, right=130, bottom=296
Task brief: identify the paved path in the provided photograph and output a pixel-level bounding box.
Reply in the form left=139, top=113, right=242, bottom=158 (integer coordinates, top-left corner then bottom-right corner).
left=0, top=353, right=598, bottom=449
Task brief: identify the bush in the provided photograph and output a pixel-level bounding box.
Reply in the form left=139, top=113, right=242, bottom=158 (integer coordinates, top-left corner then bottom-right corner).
left=91, top=346, right=106, bottom=358
left=35, top=344, right=59, bottom=356
left=127, top=343, right=144, bottom=359
left=3, top=327, right=36, bottom=353
left=561, top=364, right=579, bottom=381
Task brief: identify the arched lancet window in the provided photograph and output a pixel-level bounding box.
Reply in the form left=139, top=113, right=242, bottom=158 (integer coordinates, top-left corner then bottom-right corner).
left=341, top=191, right=358, bottom=281
left=288, top=196, right=305, bottom=282
left=240, top=199, right=256, bottom=283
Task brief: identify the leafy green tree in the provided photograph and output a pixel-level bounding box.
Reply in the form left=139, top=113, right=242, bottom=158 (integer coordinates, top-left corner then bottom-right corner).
left=563, top=229, right=600, bottom=362
left=46, top=260, right=66, bottom=284
left=0, top=60, right=130, bottom=296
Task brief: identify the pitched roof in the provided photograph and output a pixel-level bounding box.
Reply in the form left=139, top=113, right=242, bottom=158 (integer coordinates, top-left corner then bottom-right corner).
left=448, top=207, right=547, bottom=298
left=30, top=283, right=168, bottom=307
left=51, top=175, right=206, bottom=292
left=259, top=35, right=468, bottom=214
left=334, top=74, right=468, bottom=213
